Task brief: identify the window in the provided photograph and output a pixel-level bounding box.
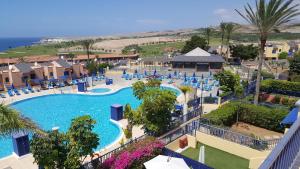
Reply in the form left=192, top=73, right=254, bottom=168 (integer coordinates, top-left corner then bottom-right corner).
left=49, top=72, right=54, bottom=77
left=5, top=77, right=9, bottom=83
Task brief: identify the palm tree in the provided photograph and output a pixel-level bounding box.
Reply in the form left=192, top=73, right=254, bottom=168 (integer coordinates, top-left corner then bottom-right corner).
left=81, top=39, right=95, bottom=64
left=179, top=86, right=192, bottom=115
left=205, top=27, right=212, bottom=46
left=225, top=23, right=237, bottom=62
left=236, top=0, right=300, bottom=105
left=220, top=22, right=227, bottom=56
left=179, top=86, right=192, bottom=103
left=0, top=104, right=41, bottom=137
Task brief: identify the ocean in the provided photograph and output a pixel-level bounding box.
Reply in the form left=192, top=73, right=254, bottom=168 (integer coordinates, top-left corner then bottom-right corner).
left=0, top=37, right=41, bottom=52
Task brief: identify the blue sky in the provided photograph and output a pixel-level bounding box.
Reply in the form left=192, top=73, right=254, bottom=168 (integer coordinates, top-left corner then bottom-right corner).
left=0, top=0, right=252, bottom=37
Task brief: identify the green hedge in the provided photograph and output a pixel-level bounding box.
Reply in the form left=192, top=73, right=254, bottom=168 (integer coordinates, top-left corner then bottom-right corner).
left=204, top=102, right=288, bottom=132
left=261, top=79, right=300, bottom=93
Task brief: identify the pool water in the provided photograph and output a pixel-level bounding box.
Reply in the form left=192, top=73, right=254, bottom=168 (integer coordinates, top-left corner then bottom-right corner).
left=0, top=86, right=180, bottom=158
left=90, top=88, right=111, bottom=93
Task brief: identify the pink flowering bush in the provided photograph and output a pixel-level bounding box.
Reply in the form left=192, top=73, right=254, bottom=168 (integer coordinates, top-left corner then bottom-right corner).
left=99, top=137, right=164, bottom=169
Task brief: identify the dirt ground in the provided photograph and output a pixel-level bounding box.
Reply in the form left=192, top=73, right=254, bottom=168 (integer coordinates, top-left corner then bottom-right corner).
left=230, top=122, right=283, bottom=140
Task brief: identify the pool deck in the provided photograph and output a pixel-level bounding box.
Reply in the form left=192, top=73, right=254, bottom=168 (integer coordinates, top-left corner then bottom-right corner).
left=0, top=71, right=219, bottom=169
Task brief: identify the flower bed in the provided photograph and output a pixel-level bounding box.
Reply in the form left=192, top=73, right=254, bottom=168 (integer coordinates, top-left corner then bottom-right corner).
left=259, top=93, right=298, bottom=107
left=100, top=137, right=164, bottom=169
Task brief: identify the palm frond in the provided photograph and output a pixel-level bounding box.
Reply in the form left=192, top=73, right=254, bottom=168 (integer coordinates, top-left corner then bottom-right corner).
left=0, top=104, right=44, bottom=137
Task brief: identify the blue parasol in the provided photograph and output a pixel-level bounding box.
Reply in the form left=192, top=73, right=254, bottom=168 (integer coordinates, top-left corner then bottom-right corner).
left=193, top=72, right=196, bottom=78
left=25, top=80, right=29, bottom=87
left=153, top=69, right=157, bottom=76
left=174, top=71, right=177, bottom=76
left=184, top=72, right=187, bottom=82
left=11, top=83, right=15, bottom=89
left=123, top=69, right=126, bottom=75
left=134, top=69, right=138, bottom=74
left=144, top=70, right=147, bottom=76
left=193, top=77, right=197, bottom=83
left=201, top=74, right=204, bottom=79
left=168, top=73, right=172, bottom=79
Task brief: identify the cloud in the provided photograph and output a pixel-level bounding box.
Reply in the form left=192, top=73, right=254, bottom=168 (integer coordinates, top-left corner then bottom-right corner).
left=136, top=19, right=167, bottom=25
left=213, top=8, right=234, bottom=21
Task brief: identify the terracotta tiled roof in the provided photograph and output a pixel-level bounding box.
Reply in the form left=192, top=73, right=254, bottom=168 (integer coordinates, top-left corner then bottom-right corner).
left=73, top=54, right=138, bottom=60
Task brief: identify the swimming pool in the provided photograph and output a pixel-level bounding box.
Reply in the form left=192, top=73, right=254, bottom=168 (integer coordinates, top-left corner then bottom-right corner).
left=0, top=86, right=180, bottom=158
left=90, top=88, right=111, bottom=93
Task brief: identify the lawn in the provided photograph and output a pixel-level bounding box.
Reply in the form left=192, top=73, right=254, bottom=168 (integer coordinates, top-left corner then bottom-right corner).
left=181, top=143, right=249, bottom=169
left=140, top=41, right=185, bottom=57
left=0, top=44, right=107, bottom=58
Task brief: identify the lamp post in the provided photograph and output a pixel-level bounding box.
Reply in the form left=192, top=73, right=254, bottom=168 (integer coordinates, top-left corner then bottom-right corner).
left=200, top=81, right=204, bottom=117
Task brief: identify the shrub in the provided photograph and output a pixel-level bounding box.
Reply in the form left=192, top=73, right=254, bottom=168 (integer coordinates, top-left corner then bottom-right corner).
left=252, top=71, right=275, bottom=81
left=100, top=137, right=164, bottom=169
left=288, top=98, right=298, bottom=107
left=278, top=52, right=288, bottom=60
left=273, top=95, right=281, bottom=104
left=123, top=128, right=132, bottom=139
left=281, top=97, right=289, bottom=105
left=261, top=79, right=300, bottom=93
left=290, top=75, right=300, bottom=82
left=204, top=102, right=288, bottom=132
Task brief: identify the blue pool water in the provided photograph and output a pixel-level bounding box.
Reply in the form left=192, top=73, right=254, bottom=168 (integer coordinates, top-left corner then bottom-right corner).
left=90, top=88, right=111, bottom=93
left=0, top=86, right=180, bottom=158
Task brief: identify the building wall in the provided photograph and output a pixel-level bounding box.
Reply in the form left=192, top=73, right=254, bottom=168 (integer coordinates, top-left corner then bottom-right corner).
left=11, top=72, right=25, bottom=87
left=72, top=64, right=83, bottom=78
left=265, top=42, right=299, bottom=59
left=33, top=67, right=44, bottom=80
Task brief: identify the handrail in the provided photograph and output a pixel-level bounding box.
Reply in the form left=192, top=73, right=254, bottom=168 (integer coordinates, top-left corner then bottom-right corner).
left=259, top=115, right=300, bottom=169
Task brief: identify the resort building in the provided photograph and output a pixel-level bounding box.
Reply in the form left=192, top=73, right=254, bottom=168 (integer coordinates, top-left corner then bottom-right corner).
left=264, top=41, right=300, bottom=60
left=0, top=59, right=84, bottom=89
left=171, top=47, right=225, bottom=72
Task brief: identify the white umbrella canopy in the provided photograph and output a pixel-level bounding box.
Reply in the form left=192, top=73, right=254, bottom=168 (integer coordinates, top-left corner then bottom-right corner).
left=144, top=155, right=190, bottom=169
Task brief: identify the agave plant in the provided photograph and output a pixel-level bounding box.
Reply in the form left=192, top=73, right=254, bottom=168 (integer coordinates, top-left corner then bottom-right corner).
left=236, top=0, right=300, bottom=105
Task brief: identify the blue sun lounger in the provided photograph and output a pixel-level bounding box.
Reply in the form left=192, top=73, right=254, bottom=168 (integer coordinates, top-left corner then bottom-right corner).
left=7, top=90, right=14, bottom=97
left=13, top=88, right=21, bottom=95
left=0, top=93, right=6, bottom=98
left=22, top=88, right=29, bottom=94
left=27, top=85, right=35, bottom=93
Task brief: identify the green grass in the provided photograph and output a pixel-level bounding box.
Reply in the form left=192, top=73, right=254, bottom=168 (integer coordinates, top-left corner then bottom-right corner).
left=0, top=44, right=107, bottom=58
left=181, top=143, right=249, bottom=169
left=140, top=41, right=185, bottom=57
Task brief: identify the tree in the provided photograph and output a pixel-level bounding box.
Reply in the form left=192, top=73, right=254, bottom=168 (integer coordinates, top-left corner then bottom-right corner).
left=179, top=86, right=192, bottom=103
left=67, top=115, right=99, bottom=164
left=181, top=36, right=209, bottom=53
left=0, top=104, right=40, bottom=137
left=278, top=52, right=288, bottom=59
left=132, top=81, right=177, bottom=136
left=30, top=131, right=68, bottom=169
left=123, top=104, right=141, bottom=139
left=214, top=70, right=240, bottom=93
left=204, top=28, right=212, bottom=46
left=81, top=39, right=95, bottom=63
left=230, top=44, right=258, bottom=60
left=146, top=79, right=161, bottom=88
left=138, top=88, right=177, bottom=136
left=220, top=22, right=227, bottom=55
left=132, top=81, right=146, bottom=100
left=289, top=52, right=300, bottom=81
left=225, top=23, right=238, bottom=62
left=30, top=115, right=99, bottom=169
left=236, top=0, right=300, bottom=105
left=122, top=44, right=143, bottom=54
left=68, top=53, right=76, bottom=65
left=86, top=60, right=98, bottom=75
